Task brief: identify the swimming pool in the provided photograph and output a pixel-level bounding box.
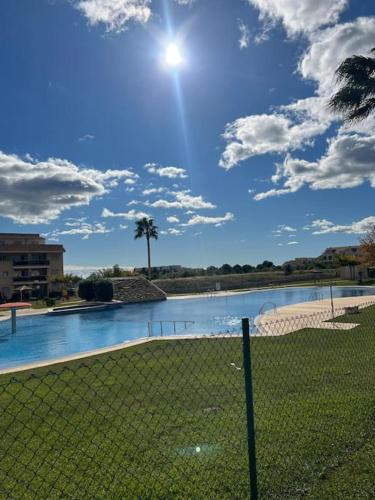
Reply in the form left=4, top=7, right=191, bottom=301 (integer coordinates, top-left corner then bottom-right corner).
left=0, top=286, right=374, bottom=370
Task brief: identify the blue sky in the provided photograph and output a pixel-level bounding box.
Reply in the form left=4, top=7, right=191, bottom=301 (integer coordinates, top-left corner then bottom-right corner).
left=0, top=0, right=374, bottom=273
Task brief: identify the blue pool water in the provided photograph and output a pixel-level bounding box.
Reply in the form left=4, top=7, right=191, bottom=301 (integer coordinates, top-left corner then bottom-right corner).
left=0, top=286, right=374, bottom=370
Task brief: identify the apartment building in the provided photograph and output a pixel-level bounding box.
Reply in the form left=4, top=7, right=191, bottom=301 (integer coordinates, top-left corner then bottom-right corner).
left=319, top=246, right=361, bottom=263
left=283, top=257, right=316, bottom=270
left=0, top=233, right=65, bottom=300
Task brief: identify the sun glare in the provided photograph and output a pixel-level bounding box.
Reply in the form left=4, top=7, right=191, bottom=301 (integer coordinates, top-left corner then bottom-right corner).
left=165, top=42, right=183, bottom=67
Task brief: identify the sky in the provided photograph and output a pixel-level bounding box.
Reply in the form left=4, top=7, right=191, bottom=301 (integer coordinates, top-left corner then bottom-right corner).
left=0, top=0, right=374, bottom=274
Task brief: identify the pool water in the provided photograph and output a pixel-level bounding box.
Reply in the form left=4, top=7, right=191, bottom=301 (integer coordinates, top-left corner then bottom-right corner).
left=0, top=286, right=374, bottom=369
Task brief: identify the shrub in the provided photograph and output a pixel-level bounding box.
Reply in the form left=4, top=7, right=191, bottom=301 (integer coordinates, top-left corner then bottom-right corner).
left=284, top=264, right=293, bottom=276
left=78, top=280, right=96, bottom=301
left=94, top=280, right=114, bottom=302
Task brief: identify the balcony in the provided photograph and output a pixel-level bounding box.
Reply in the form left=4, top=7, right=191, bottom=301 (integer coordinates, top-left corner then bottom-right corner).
left=13, top=276, right=47, bottom=283
left=13, top=260, right=49, bottom=268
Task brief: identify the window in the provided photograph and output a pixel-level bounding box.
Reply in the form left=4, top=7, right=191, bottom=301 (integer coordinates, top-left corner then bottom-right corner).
left=0, top=271, right=9, bottom=277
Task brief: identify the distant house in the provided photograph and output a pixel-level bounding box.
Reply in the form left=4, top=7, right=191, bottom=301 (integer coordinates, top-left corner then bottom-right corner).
left=340, top=265, right=375, bottom=281
left=318, top=246, right=362, bottom=263
left=0, top=233, right=65, bottom=300
left=282, top=245, right=363, bottom=270
left=135, top=265, right=183, bottom=275
left=283, top=257, right=316, bottom=270
left=135, top=265, right=205, bottom=277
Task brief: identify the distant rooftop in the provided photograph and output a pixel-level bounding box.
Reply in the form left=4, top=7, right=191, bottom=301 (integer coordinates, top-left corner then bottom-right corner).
left=0, top=233, right=64, bottom=252
left=0, top=233, right=41, bottom=238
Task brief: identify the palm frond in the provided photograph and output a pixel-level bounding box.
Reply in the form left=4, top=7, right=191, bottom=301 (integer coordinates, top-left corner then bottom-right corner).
left=328, top=48, right=375, bottom=124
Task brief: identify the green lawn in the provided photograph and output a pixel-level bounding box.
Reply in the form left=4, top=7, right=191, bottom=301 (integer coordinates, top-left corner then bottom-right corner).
left=30, top=298, right=83, bottom=309
left=0, top=307, right=375, bottom=498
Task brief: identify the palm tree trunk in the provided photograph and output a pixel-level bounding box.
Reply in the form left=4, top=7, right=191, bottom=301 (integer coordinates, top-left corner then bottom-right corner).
left=147, top=235, right=151, bottom=280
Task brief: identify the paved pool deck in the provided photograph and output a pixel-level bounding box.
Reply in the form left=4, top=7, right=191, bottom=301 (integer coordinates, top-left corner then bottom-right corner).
left=256, top=295, right=375, bottom=336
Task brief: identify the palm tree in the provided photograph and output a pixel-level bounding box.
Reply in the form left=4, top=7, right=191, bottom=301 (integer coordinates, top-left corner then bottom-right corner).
left=328, top=48, right=375, bottom=123
left=134, top=218, right=159, bottom=280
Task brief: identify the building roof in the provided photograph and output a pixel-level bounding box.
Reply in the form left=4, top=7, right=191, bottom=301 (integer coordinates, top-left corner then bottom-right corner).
left=0, top=233, right=41, bottom=238
left=322, top=245, right=359, bottom=251
left=0, top=244, right=64, bottom=253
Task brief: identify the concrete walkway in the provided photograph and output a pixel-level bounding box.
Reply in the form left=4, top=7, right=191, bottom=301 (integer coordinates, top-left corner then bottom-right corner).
left=0, top=307, right=50, bottom=322
left=256, top=295, right=375, bottom=336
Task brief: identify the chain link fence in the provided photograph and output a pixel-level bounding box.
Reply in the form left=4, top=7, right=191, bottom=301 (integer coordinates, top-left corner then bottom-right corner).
left=0, top=301, right=375, bottom=498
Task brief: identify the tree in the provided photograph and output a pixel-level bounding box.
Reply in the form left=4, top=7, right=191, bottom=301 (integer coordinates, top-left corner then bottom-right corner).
left=134, top=218, right=159, bottom=280
left=220, top=264, right=232, bottom=274
left=233, top=264, right=243, bottom=274
left=360, top=225, right=375, bottom=266
left=95, top=280, right=114, bottom=301
left=51, top=273, right=81, bottom=285
left=284, top=263, right=293, bottom=276
left=336, top=255, right=361, bottom=267
left=257, top=260, right=275, bottom=271
left=206, top=266, right=218, bottom=275
left=328, top=48, right=375, bottom=123
left=89, top=265, right=133, bottom=280
left=242, top=264, right=254, bottom=274
left=78, top=280, right=96, bottom=301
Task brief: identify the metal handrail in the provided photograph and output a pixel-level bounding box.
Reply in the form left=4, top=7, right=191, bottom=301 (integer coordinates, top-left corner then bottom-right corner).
left=13, top=260, right=49, bottom=267
left=147, top=320, right=195, bottom=337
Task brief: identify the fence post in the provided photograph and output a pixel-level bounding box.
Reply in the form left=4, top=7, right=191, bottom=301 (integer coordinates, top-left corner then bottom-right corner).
left=242, top=317, right=258, bottom=500
left=329, top=284, right=335, bottom=319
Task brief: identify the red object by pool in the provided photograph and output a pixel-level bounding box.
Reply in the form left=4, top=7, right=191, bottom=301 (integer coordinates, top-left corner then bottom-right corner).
left=0, top=302, right=32, bottom=309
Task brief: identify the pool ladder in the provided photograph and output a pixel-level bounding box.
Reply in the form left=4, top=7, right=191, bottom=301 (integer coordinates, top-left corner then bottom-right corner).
left=147, top=320, right=195, bottom=337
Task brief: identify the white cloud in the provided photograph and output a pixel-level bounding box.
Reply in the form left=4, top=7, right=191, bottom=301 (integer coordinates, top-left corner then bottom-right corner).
left=238, top=20, right=250, bottom=50
left=102, top=208, right=150, bottom=220
left=144, top=163, right=188, bottom=178
left=182, top=212, right=235, bottom=226
left=48, top=221, right=113, bottom=240
left=254, top=133, right=375, bottom=200
left=127, top=199, right=140, bottom=206
left=149, top=191, right=216, bottom=210
left=124, top=178, right=136, bottom=185
left=160, top=227, right=185, bottom=236
left=299, top=17, right=375, bottom=97
left=287, top=241, right=299, bottom=245
left=64, top=217, right=87, bottom=227
left=247, top=0, right=347, bottom=37
left=0, top=151, right=135, bottom=224
left=273, top=224, right=297, bottom=235
left=75, top=0, right=151, bottom=32
left=142, top=187, right=166, bottom=195
left=78, top=133, right=95, bottom=142
left=219, top=112, right=327, bottom=169
left=309, top=216, right=375, bottom=235
left=167, top=216, right=180, bottom=223
left=219, top=16, right=375, bottom=188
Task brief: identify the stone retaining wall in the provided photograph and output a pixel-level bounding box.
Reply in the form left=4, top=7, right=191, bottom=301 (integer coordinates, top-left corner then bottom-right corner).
left=111, top=277, right=167, bottom=303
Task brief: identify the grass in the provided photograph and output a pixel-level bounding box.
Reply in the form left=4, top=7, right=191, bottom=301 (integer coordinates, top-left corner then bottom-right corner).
left=154, top=270, right=340, bottom=295
left=0, top=307, right=375, bottom=497
left=30, top=298, right=83, bottom=309
left=165, top=279, right=362, bottom=297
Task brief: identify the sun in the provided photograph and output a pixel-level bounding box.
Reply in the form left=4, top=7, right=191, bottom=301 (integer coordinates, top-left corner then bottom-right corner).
left=165, top=42, right=183, bottom=67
